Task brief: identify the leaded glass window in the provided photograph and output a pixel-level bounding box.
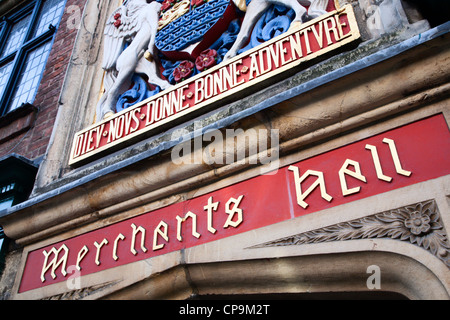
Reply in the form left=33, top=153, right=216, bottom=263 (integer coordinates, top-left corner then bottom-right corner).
left=0, top=0, right=66, bottom=115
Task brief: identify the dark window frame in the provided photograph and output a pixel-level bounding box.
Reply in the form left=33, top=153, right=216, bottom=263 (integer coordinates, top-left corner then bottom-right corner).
left=0, top=0, right=65, bottom=117
left=0, top=153, right=39, bottom=276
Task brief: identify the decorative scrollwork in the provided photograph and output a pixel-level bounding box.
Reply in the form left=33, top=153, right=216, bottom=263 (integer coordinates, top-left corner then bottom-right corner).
left=250, top=200, right=450, bottom=268
left=40, top=281, right=119, bottom=300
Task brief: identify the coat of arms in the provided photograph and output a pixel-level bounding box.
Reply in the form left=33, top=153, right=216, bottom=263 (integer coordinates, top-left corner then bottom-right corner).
left=96, top=0, right=335, bottom=121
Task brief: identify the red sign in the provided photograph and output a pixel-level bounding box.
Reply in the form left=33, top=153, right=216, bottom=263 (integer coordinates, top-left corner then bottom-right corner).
left=68, top=5, right=360, bottom=166
left=20, top=114, right=450, bottom=292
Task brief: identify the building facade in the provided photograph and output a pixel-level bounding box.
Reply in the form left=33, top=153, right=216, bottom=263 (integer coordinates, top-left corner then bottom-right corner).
left=0, top=0, right=83, bottom=299
left=0, top=0, right=449, bottom=300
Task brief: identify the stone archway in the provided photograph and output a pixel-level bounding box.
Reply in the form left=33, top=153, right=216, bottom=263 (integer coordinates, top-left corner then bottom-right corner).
left=104, top=250, right=449, bottom=300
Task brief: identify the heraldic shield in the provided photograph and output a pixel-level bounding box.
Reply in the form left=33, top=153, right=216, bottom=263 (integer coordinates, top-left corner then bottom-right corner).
left=96, top=0, right=336, bottom=121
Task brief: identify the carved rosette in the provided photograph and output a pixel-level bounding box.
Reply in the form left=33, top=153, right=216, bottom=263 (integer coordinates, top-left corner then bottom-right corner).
left=251, top=200, right=450, bottom=268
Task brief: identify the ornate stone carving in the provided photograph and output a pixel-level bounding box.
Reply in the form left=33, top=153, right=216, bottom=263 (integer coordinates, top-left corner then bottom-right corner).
left=358, top=0, right=429, bottom=39
left=223, top=0, right=330, bottom=61
left=41, top=281, right=119, bottom=300
left=97, top=0, right=341, bottom=118
left=251, top=200, right=450, bottom=267
left=96, top=0, right=170, bottom=121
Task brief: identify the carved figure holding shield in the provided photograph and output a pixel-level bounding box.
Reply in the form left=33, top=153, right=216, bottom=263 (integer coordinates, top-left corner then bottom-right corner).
left=224, top=0, right=330, bottom=61
left=96, top=0, right=170, bottom=122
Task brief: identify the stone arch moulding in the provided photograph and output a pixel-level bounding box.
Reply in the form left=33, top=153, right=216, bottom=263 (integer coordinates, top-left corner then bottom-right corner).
left=102, top=249, right=449, bottom=300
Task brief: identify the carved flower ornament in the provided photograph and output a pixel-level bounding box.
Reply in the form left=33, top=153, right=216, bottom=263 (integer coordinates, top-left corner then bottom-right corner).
left=405, top=210, right=431, bottom=236
left=195, top=48, right=218, bottom=71
left=173, top=60, right=195, bottom=82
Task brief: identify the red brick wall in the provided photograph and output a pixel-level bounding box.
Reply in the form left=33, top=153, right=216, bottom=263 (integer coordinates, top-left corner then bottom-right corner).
left=0, top=0, right=88, bottom=161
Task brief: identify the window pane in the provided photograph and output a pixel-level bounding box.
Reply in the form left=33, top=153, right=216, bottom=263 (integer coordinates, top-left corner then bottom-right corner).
left=0, top=14, right=32, bottom=59
left=33, top=0, right=66, bottom=38
left=0, top=62, right=13, bottom=98
left=8, top=41, right=52, bottom=112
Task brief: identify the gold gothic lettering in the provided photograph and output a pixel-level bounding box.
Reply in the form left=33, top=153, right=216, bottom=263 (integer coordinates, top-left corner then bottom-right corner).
left=39, top=194, right=245, bottom=282
left=204, top=196, right=219, bottom=234
left=113, top=233, right=125, bottom=261
left=41, top=244, right=69, bottom=283
left=224, top=195, right=244, bottom=228
left=339, top=159, right=367, bottom=196
left=289, top=137, right=412, bottom=208
left=153, top=221, right=169, bottom=251
left=94, top=239, right=109, bottom=266
left=288, top=167, right=333, bottom=209
left=383, top=138, right=412, bottom=177
left=131, top=223, right=148, bottom=255
left=76, top=245, right=89, bottom=271
left=176, top=211, right=201, bottom=242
